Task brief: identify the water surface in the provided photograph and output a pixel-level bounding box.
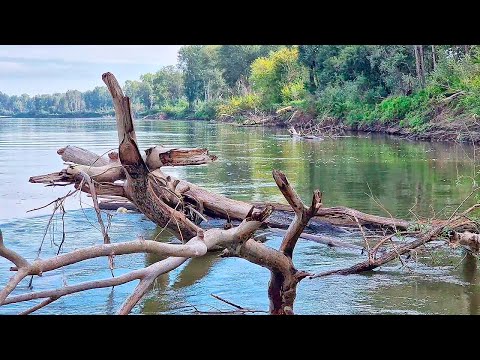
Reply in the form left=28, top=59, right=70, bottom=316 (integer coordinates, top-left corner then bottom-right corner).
left=1, top=118, right=479, bottom=314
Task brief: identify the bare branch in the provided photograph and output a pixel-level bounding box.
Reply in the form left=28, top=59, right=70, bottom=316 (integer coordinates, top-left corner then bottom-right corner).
left=0, top=230, right=29, bottom=269
left=0, top=268, right=29, bottom=305
left=273, top=170, right=322, bottom=259
left=211, top=293, right=245, bottom=310
left=102, top=72, right=137, bottom=145
left=19, top=297, right=56, bottom=315
left=57, top=146, right=114, bottom=167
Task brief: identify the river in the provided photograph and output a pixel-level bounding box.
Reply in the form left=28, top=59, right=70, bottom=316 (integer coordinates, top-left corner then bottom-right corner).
left=1, top=118, right=479, bottom=314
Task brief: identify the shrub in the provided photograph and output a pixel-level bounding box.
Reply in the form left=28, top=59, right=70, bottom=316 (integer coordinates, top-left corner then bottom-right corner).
left=161, top=99, right=189, bottom=119
left=216, top=94, right=261, bottom=116
left=193, top=100, right=220, bottom=120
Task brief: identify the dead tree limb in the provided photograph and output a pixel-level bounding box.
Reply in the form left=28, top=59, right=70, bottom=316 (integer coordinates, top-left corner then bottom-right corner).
left=311, top=214, right=469, bottom=278
left=57, top=145, right=117, bottom=167
left=268, top=170, right=322, bottom=314
left=145, top=146, right=217, bottom=168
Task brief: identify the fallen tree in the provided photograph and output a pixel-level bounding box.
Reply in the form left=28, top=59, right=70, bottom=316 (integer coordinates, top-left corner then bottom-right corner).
left=1, top=72, right=480, bottom=315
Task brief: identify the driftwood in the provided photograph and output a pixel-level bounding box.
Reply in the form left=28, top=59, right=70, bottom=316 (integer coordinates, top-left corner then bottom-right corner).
left=31, top=149, right=414, bottom=233
left=2, top=72, right=480, bottom=316
left=288, top=126, right=323, bottom=140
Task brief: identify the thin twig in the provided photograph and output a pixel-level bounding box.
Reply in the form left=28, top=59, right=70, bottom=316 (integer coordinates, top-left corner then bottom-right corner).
left=211, top=293, right=245, bottom=310
left=447, top=187, right=480, bottom=222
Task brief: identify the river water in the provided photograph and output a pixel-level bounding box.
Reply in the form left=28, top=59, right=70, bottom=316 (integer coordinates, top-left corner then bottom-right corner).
left=1, top=118, right=479, bottom=314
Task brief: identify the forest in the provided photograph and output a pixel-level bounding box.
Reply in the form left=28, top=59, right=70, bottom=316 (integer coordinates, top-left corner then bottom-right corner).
left=1, top=45, right=479, bottom=138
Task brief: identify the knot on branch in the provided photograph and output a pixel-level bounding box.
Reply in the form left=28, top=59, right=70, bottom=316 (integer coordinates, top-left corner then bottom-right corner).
left=197, top=229, right=205, bottom=242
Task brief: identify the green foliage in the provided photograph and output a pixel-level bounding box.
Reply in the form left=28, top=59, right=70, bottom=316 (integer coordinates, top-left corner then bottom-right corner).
left=160, top=99, right=190, bottom=119
left=281, top=81, right=306, bottom=102
left=193, top=100, right=221, bottom=120
left=216, top=94, right=261, bottom=116
left=218, top=45, right=282, bottom=88
left=141, top=66, right=184, bottom=108
left=178, top=45, right=228, bottom=110
left=369, top=88, right=433, bottom=129
left=250, top=47, right=307, bottom=105
left=124, top=80, right=153, bottom=112
left=4, top=44, right=480, bottom=130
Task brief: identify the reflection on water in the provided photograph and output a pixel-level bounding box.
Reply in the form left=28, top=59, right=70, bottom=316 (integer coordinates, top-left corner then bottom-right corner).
left=1, top=117, right=480, bottom=314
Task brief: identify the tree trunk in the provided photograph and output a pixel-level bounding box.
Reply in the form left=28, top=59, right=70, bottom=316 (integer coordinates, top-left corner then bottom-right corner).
left=431, top=45, right=437, bottom=70
left=414, top=45, right=425, bottom=88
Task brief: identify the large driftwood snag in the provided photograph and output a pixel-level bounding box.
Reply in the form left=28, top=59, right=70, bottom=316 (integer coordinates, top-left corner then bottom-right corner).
left=2, top=72, right=480, bottom=316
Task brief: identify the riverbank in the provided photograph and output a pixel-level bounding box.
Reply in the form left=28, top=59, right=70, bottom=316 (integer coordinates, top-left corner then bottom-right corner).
left=6, top=107, right=478, bottom=144
left=216, top=107, right=480, bottom=144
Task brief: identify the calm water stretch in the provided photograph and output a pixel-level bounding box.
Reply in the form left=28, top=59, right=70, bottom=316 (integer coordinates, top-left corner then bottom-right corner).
left=1, top=118, right=479, bottom=314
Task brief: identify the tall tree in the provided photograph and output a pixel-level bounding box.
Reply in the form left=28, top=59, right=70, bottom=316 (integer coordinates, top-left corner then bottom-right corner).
left=178, top=45, right=205, bottom=110
left=218, top=45, right=282, bottom=90
left=250, top=46, right=306, bottom=105
left=148, top=66, right=184, bottom=106
left=414, top=45, right=426, bottom=87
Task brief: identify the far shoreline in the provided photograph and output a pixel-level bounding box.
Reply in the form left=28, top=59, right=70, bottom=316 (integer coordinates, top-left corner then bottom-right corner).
left=3, top=114, right=479, bottom=146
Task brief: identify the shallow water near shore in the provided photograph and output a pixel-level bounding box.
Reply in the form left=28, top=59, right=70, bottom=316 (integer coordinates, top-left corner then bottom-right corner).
left=1, top=117, right=479, bottom=314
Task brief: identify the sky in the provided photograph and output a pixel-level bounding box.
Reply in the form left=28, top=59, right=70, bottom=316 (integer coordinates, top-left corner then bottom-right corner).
left=0, top=45, right=182, bottom=95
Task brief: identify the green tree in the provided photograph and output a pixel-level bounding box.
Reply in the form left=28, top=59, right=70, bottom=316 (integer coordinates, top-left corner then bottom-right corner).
left=178, top=45, right=206, bottom=110
left=63, top=90, right=86, bottom=112
left=218, top=45, right=283, bottom=90
left=84, top=86, right=112, bottom=112
left=250, top=47, right=307, bottom=105
left=124, top=80, right=153, bottom=112
left=178, top=45, right=227, bottom=109
left=148, top=66, right=184, bottom=107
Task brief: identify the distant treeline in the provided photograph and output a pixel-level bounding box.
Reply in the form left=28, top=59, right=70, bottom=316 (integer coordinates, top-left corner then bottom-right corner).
left=0, top=87, right=115, bottom=117
left=2, top=45, right=480, bottom=132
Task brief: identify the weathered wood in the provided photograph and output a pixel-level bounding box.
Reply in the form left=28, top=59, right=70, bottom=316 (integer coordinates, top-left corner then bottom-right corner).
left=312, top=220, right=456, bottom=278
left=145, top=146, right=217, bottom=168
left=99, top=200, right=138, bottom=211
left=1, top=207, right=274, bottom=313
left=46, top=141, right=414, bottom=233
left=66, top=163, right=124, bottom=183
left=102, top=72, right=138, bottom=145
left=57, top=146, right=117, bottom=167
left=102, top=72, right=199, bottom=241
left=264, top=170, right=321, bottom=314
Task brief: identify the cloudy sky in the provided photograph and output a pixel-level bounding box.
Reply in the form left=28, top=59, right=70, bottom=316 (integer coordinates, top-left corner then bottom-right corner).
left=0, top=45, right=182, bottom=95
